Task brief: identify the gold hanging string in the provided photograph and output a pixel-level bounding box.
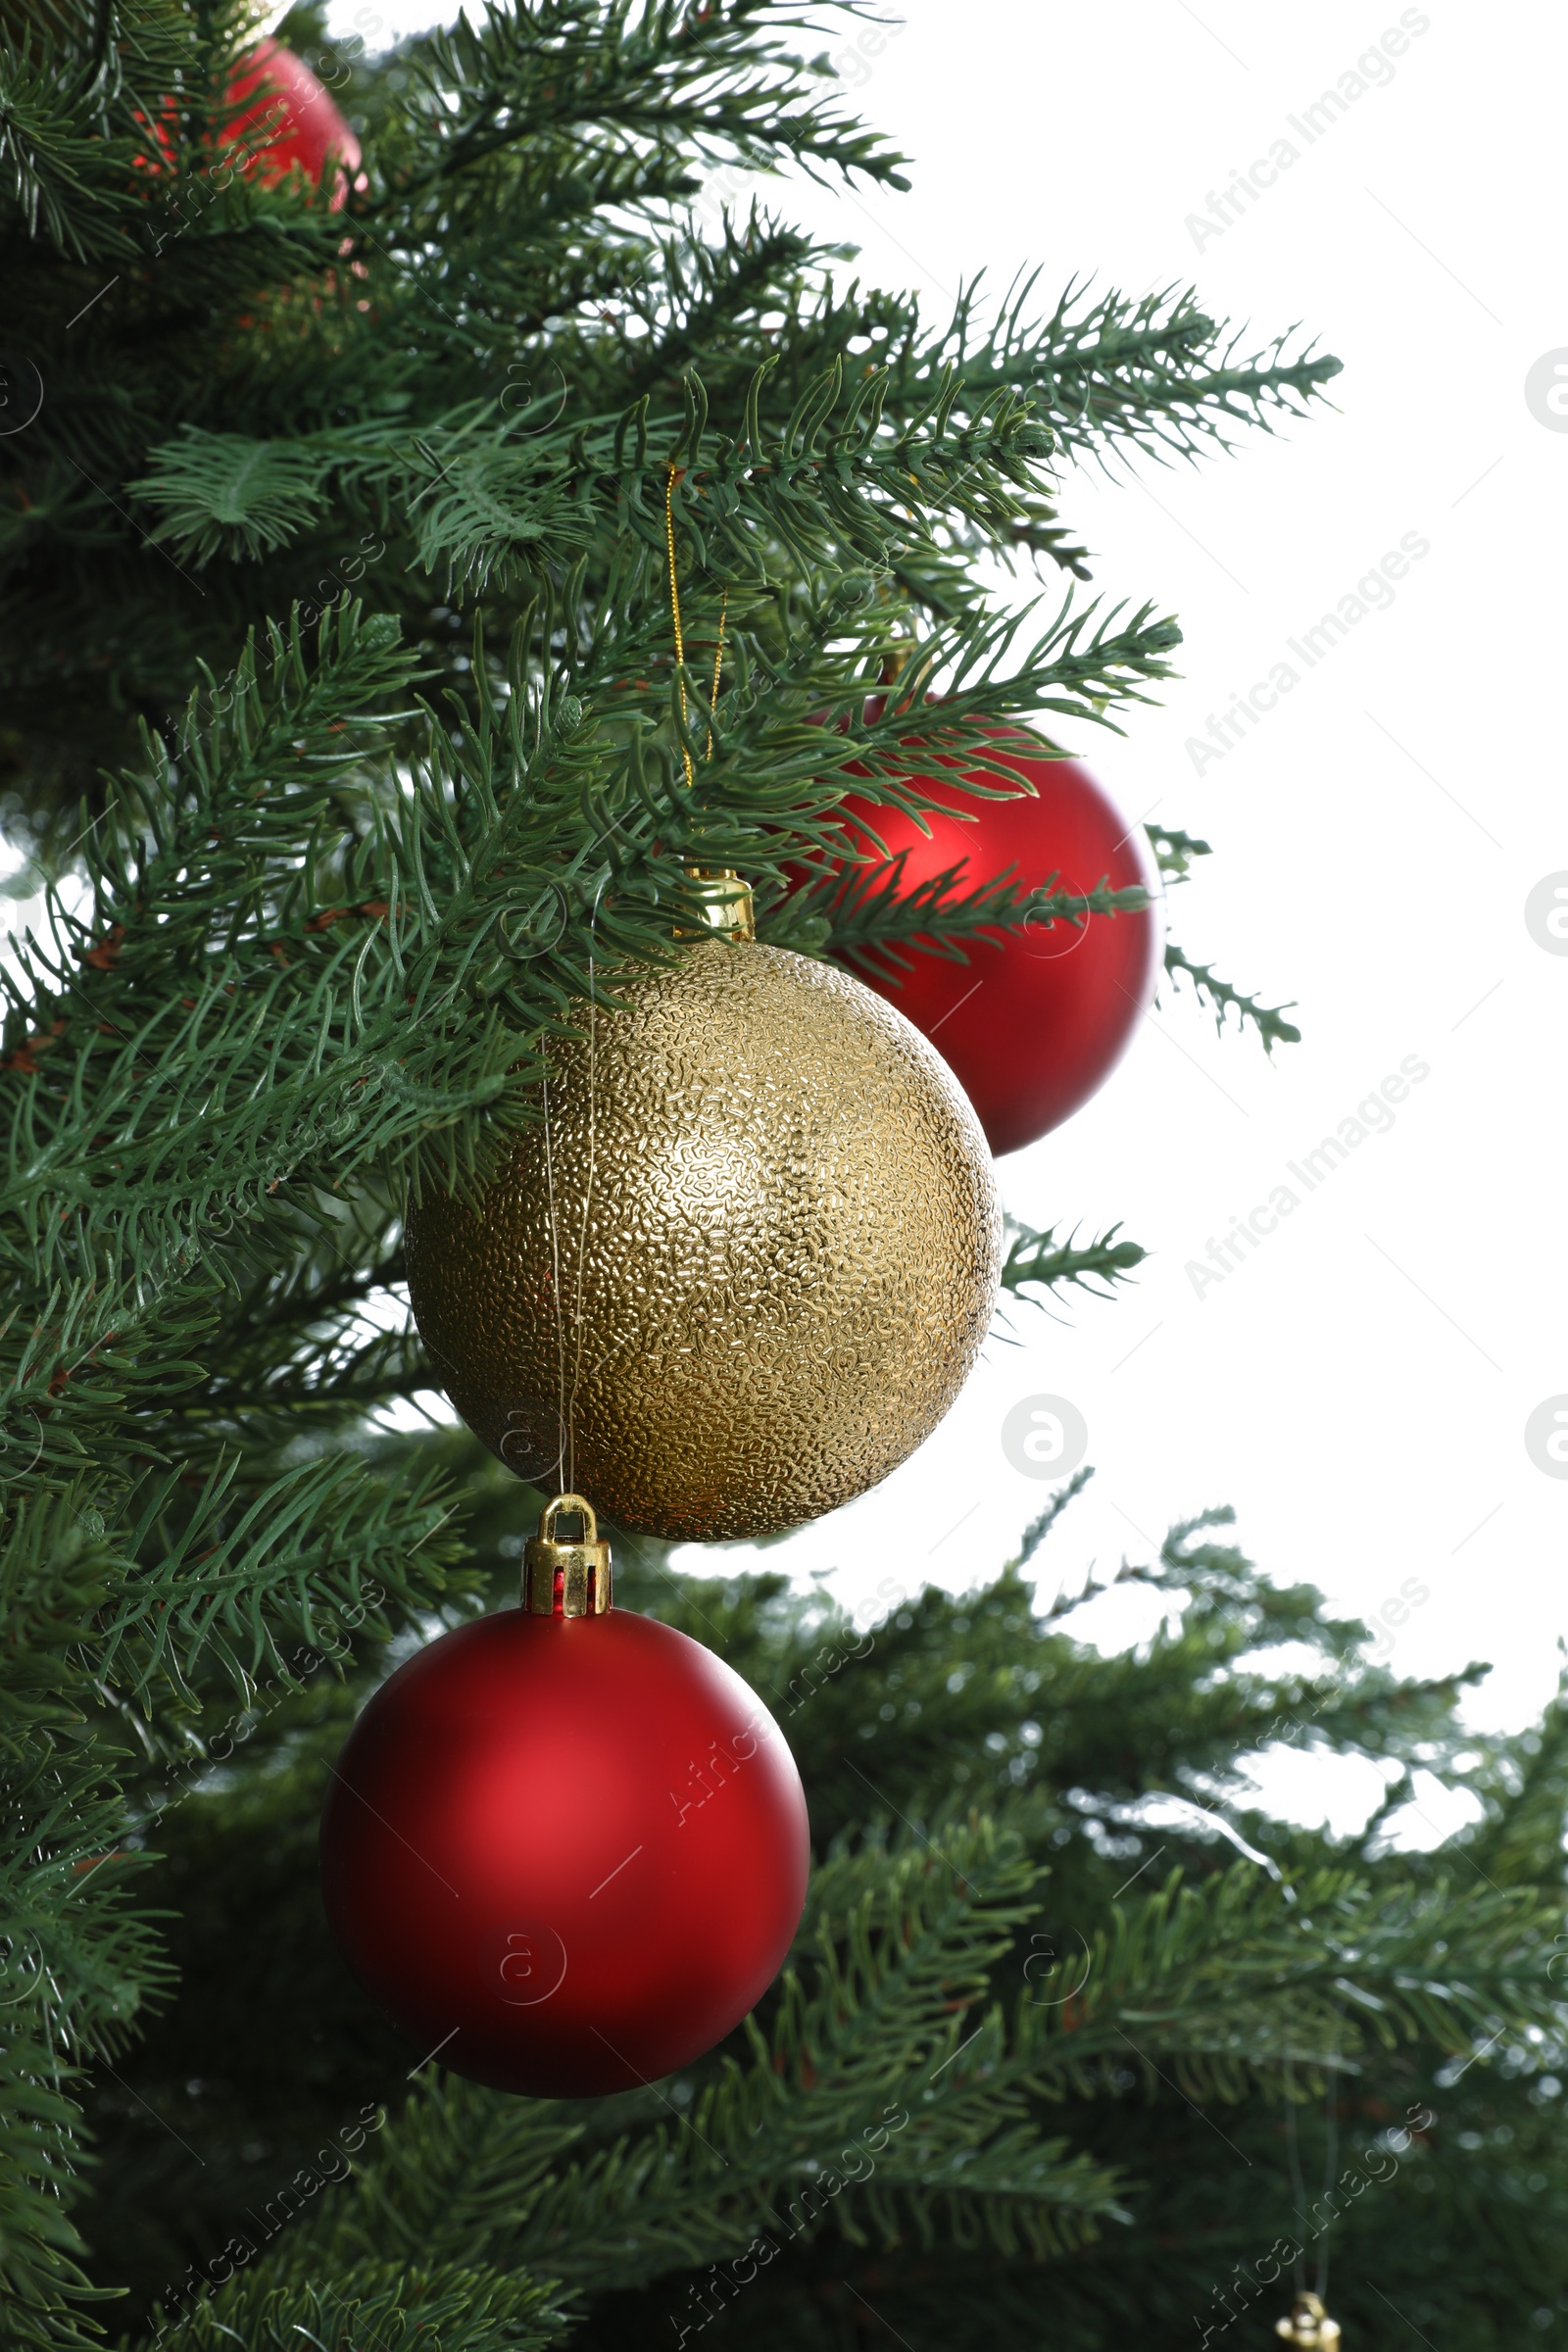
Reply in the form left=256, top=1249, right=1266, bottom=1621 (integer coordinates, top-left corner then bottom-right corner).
left=542, top=481, right=723, bottom=1516
left=707, top=589, right=728, bottom=760
left=664, top=462, right=696, bottom=792
left=664, top=461, right=727, bottom=778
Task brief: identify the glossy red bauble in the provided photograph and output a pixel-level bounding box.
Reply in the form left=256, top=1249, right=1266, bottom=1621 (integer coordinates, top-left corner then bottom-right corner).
left=320, top=1607, right=809, bottom=2098
left=225, top=41, right=362, bottom=206
left=832, top=730, right=1163, bottom=1156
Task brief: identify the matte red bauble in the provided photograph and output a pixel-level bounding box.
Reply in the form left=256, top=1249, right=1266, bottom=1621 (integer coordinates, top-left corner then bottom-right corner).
left=832, top=729, right=1162, bottom=1156
left=225, top=41, right=362, bottom=206
left=132, top=43, right=361, bottom=200
left=320, top=1499, right=808, bottom=2098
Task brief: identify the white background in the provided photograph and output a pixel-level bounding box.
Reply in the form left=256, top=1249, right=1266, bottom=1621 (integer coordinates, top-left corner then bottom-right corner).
left=682, top=0, right=1568, bottom=1770
left=11, top=0, right=1563, bottom=1823
left=691, top=0, right=1568, bottom=1770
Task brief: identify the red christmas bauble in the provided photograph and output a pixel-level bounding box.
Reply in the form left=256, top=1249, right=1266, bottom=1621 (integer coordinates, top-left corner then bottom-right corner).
left=830, top=729, right=1163, bottom=1156
left=225, top=41, right=362, bottom=206
left=320, top=1605, right=809, bottom=2097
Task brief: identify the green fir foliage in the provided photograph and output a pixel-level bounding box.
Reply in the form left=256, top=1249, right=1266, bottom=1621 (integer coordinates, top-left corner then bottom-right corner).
left=1162, top=943, right=1303, bottom=1053
left=50, top=1453, right=1568, bottom=2352
left=998, top=1217, right=1148, bottom=1308
left=19, top=10, right=1549, bottom=2352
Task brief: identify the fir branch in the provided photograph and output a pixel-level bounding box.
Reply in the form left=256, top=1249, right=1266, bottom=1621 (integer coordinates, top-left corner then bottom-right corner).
left=385, top=0, right=912, bottom=206
left=0, top=0, right=186, bottom=264
left=687, top=270, right=1342, bottom=496
left=767, top=853, right=1025, bottom=967
left=999, top=1218, right=1147, bottom=1305
left=1146, top=823, right=1211, bottom=880
left=1013, top=278, right=1343, bottom=466
left=130, top=359, right=1067, bottom=586
left=175, top=1309, right=430, bottom=1433
left=1013, top=1862, right=1568, bottom=2098
left=150, top=2259, right=569, bottom=2352
left=1162, top=943, right=1301, bottom=1051
left=128, top=431, right=337, bottom=564
left=776, top=852, right=1151, bottom=980
left=1007, top=1466, right=1095, bottom=1573
left=91, top=1446, right=463, bottom=1706
left=0, top=2031, right=123, bottom=2351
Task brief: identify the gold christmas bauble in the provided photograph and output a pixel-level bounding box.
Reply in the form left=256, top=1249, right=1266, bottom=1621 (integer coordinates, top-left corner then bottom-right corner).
left=406, top=930, right=1002, bottom=1542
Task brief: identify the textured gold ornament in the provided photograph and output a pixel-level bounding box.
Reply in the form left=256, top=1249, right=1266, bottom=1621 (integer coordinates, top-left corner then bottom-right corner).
left=1276, top=2293, right=1342, bottom=2346
left=406, top=932, right=1002, bottom=1542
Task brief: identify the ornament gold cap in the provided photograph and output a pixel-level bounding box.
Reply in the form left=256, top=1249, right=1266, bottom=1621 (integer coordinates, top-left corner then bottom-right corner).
left=1276, top=2293, right=1341, bottom=2347
left=679, top=865, right=755, bottom=942
left=524, top=1494, right=612, bottom=1616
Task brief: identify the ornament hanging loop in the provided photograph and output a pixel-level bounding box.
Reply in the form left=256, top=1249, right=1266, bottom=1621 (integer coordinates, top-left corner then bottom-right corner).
left=524, top=1493, right=612, bottom=1617
left=1276, top=2293, right=1342, bottom=2347
left=678, top=864, right=755, bottom=941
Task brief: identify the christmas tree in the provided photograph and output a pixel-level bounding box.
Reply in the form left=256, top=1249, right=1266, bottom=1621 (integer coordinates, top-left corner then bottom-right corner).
left=6, top=4, right=1564, bottom=2347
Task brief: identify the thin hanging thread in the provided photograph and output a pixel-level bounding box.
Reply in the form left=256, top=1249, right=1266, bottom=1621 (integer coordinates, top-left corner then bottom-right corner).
left=562, top=876, right=609, bottom=1494
left=1284, top=2056, right=1308, bottom=2297
left=542, top=479, right=720, bottom=1504
left=1282, top=2051, right=1341, bottom=2307
left=541, top=896, right=605, bottom=1501
left=541, top=1067, right=567, bottom=1493
left=664, top=461, right=727, bottom=783
left=1316, top=2055, right=1340, bottom=2304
